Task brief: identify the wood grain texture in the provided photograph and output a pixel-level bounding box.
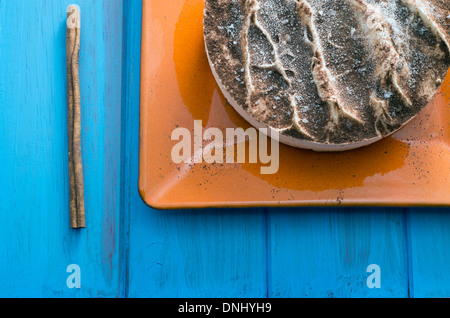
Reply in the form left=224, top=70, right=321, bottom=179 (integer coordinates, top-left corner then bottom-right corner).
left=407, top=208, right=450, bottom=297
left=1, top=0, right=450, bottom=298
left=0, top=0, right=123, bottom=297
left=268, top=208, right=409, bottom=297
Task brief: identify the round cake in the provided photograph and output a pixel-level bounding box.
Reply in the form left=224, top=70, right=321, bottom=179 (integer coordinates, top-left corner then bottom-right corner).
left=204, top=0, right=450, bottom=151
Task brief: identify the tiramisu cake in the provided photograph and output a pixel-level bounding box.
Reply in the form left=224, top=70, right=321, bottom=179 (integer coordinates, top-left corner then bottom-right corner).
left=204, top=0, right=450, bottom=151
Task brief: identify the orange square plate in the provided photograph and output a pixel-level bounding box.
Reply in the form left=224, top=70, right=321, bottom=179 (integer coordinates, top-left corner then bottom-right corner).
left=139, top=0, right=450, bottom=209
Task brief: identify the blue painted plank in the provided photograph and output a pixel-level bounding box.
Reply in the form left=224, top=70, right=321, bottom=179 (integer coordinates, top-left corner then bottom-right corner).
left=0, top=0, right=123, bottom=297
left=407, top=208, right=450, bottom=297
left=126, top=208, right=268, bottom=298
left=268, top=208, right=409, bottom=297
left=122, top=0, right=267, bottom=298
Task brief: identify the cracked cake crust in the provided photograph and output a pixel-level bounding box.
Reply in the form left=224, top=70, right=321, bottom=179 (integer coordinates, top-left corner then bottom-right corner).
left=204, top=0, right=450, bottom=151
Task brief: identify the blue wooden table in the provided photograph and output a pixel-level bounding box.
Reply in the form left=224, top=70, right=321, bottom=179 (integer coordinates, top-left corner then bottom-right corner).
left=0, top=0, right=449, bottom=298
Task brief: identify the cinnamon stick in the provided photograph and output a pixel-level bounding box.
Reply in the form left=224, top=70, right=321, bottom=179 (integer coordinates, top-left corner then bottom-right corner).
left=67, top=5, right=85, bottom=229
